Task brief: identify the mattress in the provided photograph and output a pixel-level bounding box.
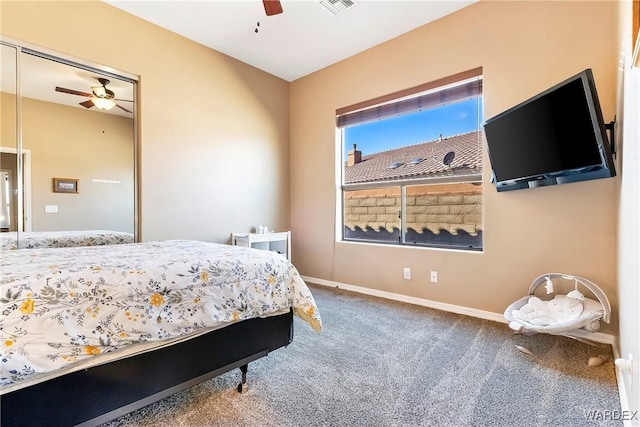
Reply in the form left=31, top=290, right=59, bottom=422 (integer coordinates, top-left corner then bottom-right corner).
left=0, top=240, right=322, bottom=391
left=0, top=229, right=134, bottom=251
left=0, top=308, right=291, bottom=395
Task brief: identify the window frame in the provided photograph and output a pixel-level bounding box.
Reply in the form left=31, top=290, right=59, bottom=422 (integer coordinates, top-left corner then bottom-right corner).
left=337, top=69, right=484, bottom=251
left=340, top=145, right=483, bottom=251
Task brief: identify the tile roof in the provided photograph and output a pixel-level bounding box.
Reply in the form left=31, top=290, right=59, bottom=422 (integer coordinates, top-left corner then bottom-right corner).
left=344, top=130, right=483, bottom=184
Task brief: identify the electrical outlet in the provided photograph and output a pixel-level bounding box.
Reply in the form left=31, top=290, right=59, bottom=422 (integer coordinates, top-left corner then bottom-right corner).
left=403, top=267, right=411, bottom=280
left=45, top=205, right=58, bottom=213
left=430, top=271, right=438, bottom=283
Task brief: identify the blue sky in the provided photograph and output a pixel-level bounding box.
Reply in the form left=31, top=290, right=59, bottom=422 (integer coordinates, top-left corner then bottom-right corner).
left=344, top=98, right=482, bottom=158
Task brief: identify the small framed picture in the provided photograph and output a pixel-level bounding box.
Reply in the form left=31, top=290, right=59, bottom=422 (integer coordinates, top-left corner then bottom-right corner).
left=53, top=178, right=78, bottom=193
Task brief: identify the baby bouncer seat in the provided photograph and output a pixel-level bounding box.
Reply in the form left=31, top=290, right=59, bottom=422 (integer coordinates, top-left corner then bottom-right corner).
left=504, top=273, right=611, bottom=344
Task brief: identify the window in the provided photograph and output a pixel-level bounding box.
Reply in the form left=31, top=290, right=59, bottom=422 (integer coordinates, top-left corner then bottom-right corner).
left=338, top=68, right=483, bottom=250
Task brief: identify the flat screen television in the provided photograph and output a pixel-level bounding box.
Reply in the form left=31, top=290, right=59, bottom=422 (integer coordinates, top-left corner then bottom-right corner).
left=483, top=69, right=615, bottom=192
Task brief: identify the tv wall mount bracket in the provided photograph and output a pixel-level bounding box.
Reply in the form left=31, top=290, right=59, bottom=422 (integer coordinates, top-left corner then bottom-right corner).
left=605, top=118, right=616, bottom=158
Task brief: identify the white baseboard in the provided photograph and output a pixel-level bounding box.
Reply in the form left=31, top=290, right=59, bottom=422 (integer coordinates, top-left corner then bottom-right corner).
left=611, top=345, right=636, bottom=427
left=302, top=275, right=617, bottom=346
left=304, top=275, right=505, bottom=324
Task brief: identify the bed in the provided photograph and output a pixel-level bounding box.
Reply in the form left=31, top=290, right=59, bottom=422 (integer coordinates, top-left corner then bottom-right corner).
left=0, top=239, right=321, bottom=426
left=0, top=229, right=135, bottom=251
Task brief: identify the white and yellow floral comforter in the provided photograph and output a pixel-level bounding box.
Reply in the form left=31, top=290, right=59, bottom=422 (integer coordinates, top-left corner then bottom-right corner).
left=0, top=240, right=321, bottom=387
left=0, top=229, right=134, bottom=251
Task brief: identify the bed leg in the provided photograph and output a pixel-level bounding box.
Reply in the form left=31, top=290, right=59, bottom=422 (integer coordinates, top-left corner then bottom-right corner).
left=237, top=364, right=248, bottom=393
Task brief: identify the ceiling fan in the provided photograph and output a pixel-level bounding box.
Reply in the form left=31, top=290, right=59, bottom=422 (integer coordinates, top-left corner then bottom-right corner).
left=262, top=0, right=283, bottom=16
left=55, top=77, right=133, bottom=113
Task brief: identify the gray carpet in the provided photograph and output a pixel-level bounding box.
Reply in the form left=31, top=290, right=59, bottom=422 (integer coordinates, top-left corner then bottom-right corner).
left=102, top=284, right=621, bottom=427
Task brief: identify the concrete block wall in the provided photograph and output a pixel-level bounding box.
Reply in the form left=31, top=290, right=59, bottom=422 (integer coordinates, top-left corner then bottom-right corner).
left=344, top=183, right=482, bottom=235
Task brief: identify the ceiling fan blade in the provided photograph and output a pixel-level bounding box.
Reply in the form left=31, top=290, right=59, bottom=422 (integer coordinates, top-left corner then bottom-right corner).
left=56, top=86, right=92, bottom=97
left=263, top=0, right=283, bottom=16
left=116, top=104, right=132, bottom=113
left=114, top=98, right=133, bottom=102
left=79, top=100, right=95, bottom=109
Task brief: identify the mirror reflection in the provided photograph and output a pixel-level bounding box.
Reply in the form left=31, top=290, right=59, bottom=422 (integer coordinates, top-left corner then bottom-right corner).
left=0, top=44, right=137, bottom=250
left=1, top=43, right=18, bottom=234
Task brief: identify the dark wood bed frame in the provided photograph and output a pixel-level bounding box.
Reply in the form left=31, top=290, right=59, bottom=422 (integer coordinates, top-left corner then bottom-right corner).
left=1, top=310, right=294, bottom=426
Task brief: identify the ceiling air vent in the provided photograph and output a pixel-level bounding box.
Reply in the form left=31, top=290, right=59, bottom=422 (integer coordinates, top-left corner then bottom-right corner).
left=320, top=0, right=355, bottom=15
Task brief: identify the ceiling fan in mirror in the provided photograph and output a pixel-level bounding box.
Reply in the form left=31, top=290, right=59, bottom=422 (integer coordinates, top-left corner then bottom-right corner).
left=55, top=77, right=133, bottom=113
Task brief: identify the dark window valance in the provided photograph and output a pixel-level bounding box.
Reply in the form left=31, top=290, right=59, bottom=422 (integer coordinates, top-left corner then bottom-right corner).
left=336, top=67, right=482, bottom=128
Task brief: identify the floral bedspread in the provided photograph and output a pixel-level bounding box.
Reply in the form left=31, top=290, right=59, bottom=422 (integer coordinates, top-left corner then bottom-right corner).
left=0, top=230, right=135, bottom=251
left=0, top=240, right=321, bottom=386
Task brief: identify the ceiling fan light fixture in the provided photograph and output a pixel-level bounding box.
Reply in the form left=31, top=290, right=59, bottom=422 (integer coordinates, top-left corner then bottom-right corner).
left=92, top=86, right=107, bottom=97
left=320, top=0, right=355, bottom=15
left=92, top=97, right=117, bottom=110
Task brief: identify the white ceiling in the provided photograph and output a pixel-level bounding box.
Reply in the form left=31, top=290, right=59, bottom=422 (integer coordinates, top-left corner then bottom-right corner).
left=1, top=1, right=475, bottom=117
left=104, top=0, right=476, bottom=82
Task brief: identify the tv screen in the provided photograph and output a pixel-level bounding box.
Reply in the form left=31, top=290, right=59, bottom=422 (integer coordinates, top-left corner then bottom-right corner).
left=483, top=69, right=615, bottom=192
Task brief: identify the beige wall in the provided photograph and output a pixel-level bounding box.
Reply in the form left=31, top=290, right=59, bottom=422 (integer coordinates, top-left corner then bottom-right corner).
left=290, top=1, right=619, bottom=332
left=23, top=95, right=134, bottom=232
left=1, top=0, right=291, bottom=243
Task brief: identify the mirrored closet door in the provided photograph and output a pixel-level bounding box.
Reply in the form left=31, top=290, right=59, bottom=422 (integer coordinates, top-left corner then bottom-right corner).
left=0, top=39, right=138, bottom=249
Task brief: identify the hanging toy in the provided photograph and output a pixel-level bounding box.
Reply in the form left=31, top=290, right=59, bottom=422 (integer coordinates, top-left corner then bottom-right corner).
left=567, top=277, right=584, bottom=301
left=544, top=276, right=554, bottom=294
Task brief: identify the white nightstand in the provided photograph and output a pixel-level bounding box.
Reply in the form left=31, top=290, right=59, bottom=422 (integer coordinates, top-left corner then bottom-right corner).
left=231, top=231, right=291, bottom=260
